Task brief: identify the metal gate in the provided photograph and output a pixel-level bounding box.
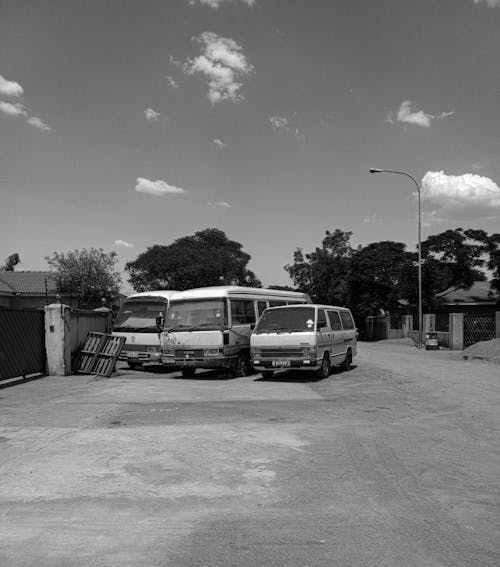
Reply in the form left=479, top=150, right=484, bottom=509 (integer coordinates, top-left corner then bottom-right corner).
left=0, top=308, right=46, bottom=381
left=463, top=312, right=496, bottom=348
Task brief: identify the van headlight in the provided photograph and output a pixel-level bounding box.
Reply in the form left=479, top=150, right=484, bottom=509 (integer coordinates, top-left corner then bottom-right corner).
left=204, top=348, right=222, bottom=357
left=301, top=346, right=317, bottom=360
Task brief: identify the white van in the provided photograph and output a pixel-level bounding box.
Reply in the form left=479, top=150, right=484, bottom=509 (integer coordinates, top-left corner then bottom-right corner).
left=112, top=290, right=178, bottom=368
left=251, top=304, right=357, bottom=379
left=161, top=286, right=311, bottom=377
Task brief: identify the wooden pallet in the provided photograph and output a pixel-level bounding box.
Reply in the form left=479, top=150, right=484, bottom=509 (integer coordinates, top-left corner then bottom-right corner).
left=74, top=332, right=125, bottom=377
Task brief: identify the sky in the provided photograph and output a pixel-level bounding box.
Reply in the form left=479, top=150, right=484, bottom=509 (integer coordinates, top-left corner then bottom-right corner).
left=1, top=0, right=500, bottom=294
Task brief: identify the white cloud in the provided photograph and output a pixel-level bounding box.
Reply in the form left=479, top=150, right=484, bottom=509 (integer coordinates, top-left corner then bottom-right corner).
left=26, top=116, right=51, bottom=131
left=0, top=101, right=27, bottom=117
left=135, top=177, right=188, bottom=196
left=213, top=138, right=227, bottom=149
left=189, top=0, right=255, bottom=8
left=421, top=170, right=500, bottom=220
left=165, top=75, right=179, bottom=89
left=473, top=0, right=500, bottom=6
left=388, top=100, right=454, bottom=128
left=0, top=74, right=23, bottom=97
left=184, top=32, right=253, bottom=104
left=114, top=239, right=134, bottom=248
left=269, top=116, right=289, bottom=132
left=208, top=200, right=231, bottom=208
left=144, top=108, right=160, bottom=121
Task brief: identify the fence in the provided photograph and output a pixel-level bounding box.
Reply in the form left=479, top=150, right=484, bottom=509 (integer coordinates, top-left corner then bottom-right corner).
left=463, top=313, right=496, bottom=348
left=0, top=308, right=46, bottom=381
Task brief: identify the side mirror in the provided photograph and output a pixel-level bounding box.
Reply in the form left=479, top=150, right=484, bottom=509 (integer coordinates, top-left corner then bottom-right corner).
left=156, top=316, right=164, bottom=328
left=320, top=326, right=329, bottom=333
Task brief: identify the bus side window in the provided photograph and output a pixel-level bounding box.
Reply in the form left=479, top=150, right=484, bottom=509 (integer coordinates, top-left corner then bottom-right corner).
left=327, top=310, right=342, bottom=331
left=230, top=299, right=256, bottom=325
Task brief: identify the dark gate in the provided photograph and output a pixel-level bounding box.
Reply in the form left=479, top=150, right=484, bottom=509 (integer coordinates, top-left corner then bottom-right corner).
left=0, top=308, right=46, bottom=381
left=463, top=312, right=496, bottom=348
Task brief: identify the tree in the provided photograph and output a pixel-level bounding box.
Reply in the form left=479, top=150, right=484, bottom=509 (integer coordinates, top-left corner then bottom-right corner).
left=125, top=228, right=262, bottom=291
left=45, top=248, right=121, bottom=308
left=284, top=229, right=353, bottom=305
left=1, top=253, right=20, bottom=271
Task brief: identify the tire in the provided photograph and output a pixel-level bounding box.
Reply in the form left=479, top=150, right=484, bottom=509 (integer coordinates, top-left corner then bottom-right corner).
left=127, top=362, right=142, bottom=370
left=261, top=370, right=274, bottom=379
left=233, top=354, right=251, bottom=377
left=181, top=367, right=196, bottom=378
left=316, top=353, right=331, bottom=378
left=341, top=350, right=352, bottom=372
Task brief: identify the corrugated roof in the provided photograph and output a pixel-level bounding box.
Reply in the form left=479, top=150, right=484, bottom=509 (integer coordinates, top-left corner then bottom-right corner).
left=436, top=281, right=497, bottom=304
left=0, top=271, right=57, bottom=295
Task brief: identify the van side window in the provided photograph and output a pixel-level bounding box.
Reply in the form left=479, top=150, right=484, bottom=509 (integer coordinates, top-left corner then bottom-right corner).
left=327, top=310, right=342, bottom=330
left=316, top=309, right=327, bottom=330
left=230, top=299, right=256, bottom=325
left=257, top=301, right=267, bottom=316
left=340, top=311, right=354, bottom=330
left=269, top=300, right=286, bottom=308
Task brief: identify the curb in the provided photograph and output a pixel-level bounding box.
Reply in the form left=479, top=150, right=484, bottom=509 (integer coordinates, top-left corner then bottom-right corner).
left=462, top=354, right=500, bottom=365
left=0, top=373, right=46, bottom=389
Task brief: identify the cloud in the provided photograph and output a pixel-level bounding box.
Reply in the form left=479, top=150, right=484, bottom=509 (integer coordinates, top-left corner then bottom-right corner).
left=269, top=116, right=289, bottom=132
left=190, top=0, right=255, bottom=8
left=387, top=100, right=454, bottom=128
left=135, top=177, right=188, bottom=196
left=0, top=101, right=27, bottom=117
left=213, top=138, right=227, bottom=149
left=144, top=108, right=160, bottom=121
left=26, top=116, right=51, bottom=131
left=421, top=170, right=500, bottom=220
left=208, top=200, right=231, bottom=208
left=165, top=75, right=179, bottom=89
left=0, top=74, right=23, bottom=97
left=473, top=0, right=500, bottom=6
left=114, top=239, right=134, bottom=248
left=184, top=32, right=253, bottom=104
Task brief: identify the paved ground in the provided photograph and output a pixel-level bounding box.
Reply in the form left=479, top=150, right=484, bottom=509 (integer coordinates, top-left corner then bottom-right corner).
left=0, top=341, right=499, bottom=566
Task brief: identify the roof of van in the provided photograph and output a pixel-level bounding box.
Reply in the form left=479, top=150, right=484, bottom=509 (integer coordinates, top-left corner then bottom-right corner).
left=170, top=286, right=310, bottom=300
left=266, top=303, right=351, bottom=311
left=125, top=290, right=179, bottom=299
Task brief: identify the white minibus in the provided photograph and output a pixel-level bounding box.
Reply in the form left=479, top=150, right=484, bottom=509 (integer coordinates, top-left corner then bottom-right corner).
left=251, top=304, right=357, bottom=379
left=112, top=290, right=178, bottom=368
left=160, top=286, right=311, bottom=377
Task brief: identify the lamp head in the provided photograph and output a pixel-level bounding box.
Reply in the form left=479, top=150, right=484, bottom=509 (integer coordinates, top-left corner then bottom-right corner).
left=369, top=168, right=383, bottom=174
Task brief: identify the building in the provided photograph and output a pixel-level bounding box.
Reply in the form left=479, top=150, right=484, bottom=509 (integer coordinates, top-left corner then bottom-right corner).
left=0, top=271, right=69, bottom=309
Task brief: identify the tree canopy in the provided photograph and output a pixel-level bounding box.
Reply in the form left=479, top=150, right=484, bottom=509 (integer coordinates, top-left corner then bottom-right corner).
left=1, top=253, right=20, bottom=271
left=45, top=248, right=121, bottom=308
left=125, top=228, right=262, bottom=291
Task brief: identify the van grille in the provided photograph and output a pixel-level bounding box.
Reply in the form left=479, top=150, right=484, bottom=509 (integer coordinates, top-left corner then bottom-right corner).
left=257, top=347, right=303, bottom=358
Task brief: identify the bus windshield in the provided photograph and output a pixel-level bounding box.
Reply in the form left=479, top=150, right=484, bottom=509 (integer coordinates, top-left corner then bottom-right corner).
left=254, top=307, right=316, bottom=334
left=113, top=299, right=167, bottom=332
left=166, top=299, right=227, bottom=331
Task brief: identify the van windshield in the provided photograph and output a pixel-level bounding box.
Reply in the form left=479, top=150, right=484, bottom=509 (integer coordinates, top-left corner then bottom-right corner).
left=113, top=299, right=167, bottom=332
left=166, top=299, right=227, bottom=331
left=254, top=307, right=316, bottom=333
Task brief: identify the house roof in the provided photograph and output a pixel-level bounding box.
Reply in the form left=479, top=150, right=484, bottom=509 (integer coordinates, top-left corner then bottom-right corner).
left=0, top=271, right=57, bottom=295
left=436, top=281, right=498, bottom=305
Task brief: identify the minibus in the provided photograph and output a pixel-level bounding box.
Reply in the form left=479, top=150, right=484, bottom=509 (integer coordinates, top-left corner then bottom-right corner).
left=251, top=304, right=357, bottom=379
left=112, top=290, right=178, bottom=368
left=160, top=286, right=311, bottom=377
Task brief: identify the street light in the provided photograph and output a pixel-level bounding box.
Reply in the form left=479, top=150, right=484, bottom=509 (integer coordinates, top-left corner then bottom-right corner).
left=369, top=168, right=423, bottom=349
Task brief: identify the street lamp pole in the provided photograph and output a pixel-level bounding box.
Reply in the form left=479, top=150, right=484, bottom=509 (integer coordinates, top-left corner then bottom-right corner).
left=369, top=168, right=423, bottom=349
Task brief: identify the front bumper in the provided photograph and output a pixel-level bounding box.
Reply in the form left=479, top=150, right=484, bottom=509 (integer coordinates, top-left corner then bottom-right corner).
left=161, top=356, right=238, bottom=369
left=252, top=358, right=321, bottom=371
left=119, top=350, right=162, bottom=363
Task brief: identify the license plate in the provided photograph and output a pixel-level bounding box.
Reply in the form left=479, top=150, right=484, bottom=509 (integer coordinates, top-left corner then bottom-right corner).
left=272, top=360, right=291, bottom=367
left=127, top=352, right=139, bottom=359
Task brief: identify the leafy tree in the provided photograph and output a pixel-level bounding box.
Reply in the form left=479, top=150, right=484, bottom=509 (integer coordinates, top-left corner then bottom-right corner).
left=126, top=228, right=262, bottom=291
left=284, top=229, right=353, bottom=305
left=45, top=248, right=121, bottom=308
left=1, top=253, right=20, bottom=271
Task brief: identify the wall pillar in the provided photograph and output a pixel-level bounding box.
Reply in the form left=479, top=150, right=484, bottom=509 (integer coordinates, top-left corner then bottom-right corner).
left=449, top=312, right=464, bottom=351
left=45, top=303, right=72, bottom=376
left=423, top=314, right=435, bottom=333
left=401, top=315, right=413, bottom=338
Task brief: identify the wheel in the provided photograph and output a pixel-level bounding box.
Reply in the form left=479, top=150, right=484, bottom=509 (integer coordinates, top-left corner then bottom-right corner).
left=316, top=353, right=331, bottom=378
left=232, top=354, right=251, bottom=377
left=341, top=350, right=352, bottom=372
left=261, top=370, right=274, bottom=379
left=127, top=362, right=142, bottom=370
left=181, top=367, right=196, bottom=378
